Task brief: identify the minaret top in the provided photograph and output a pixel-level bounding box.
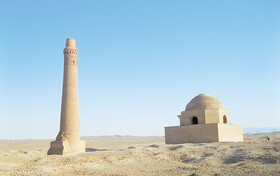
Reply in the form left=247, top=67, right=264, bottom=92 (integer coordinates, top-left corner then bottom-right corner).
left=66, top=38, right=76, bottom=48
left=64, top=38, right=78, bottom=55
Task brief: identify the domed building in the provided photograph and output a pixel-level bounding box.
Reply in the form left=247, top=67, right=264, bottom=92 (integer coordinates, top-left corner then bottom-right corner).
left=165, top=94, right=243, bottom=144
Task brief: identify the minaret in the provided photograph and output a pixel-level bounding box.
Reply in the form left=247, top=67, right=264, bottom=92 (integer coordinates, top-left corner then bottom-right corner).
left=48, top=38, right=85, bottom=155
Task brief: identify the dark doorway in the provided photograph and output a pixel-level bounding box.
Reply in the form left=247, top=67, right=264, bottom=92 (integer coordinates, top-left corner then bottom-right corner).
left=192, top=117, right=198, bottom=124
left=223, top=115, right=227, bottom=123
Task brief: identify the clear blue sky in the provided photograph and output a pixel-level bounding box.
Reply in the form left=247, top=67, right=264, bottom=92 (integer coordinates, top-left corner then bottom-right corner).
left=0, top=0, right=280, bottom=139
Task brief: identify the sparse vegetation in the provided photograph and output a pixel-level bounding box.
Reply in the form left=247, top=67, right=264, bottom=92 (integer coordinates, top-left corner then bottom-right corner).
left=0, top=133, right=280, bottom=175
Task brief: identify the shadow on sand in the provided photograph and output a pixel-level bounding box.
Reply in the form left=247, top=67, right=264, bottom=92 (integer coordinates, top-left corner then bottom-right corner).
left=86, top=148, right=108, bottom=152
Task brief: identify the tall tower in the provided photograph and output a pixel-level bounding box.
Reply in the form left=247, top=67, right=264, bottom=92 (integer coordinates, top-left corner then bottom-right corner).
left=48, top=38, right=85, bottom=155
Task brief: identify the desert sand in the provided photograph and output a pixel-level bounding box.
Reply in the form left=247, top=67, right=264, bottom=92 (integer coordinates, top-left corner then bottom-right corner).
left=0, top=132, right=280, bottom=176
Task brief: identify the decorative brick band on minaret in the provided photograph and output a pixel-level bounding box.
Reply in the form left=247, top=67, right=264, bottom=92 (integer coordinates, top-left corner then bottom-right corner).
left=48, top=38, right=85, bottom=155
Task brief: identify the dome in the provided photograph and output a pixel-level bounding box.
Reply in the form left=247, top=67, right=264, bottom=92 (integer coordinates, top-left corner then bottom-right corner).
left=185, top=93, right=224, bottom=111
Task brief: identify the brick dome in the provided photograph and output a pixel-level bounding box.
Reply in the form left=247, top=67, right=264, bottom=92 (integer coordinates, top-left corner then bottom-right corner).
left=185, top=93, right=224, bottom=111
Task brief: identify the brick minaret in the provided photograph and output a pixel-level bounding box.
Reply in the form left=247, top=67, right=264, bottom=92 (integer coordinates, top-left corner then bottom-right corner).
left=48, top=38, right=85, bottom=155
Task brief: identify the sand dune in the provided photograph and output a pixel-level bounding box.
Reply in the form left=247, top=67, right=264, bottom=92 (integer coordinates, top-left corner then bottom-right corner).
left=0, top=133, right=280, bottom=176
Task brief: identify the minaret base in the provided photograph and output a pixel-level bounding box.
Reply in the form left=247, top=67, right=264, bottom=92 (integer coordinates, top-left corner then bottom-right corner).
left=47, top=140, right=85, bottom=155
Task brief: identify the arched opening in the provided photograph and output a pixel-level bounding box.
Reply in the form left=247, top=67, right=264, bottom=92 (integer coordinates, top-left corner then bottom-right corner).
left=192, top=116, right=198, bottom=125
left=223, top=115, right=227, bottom=123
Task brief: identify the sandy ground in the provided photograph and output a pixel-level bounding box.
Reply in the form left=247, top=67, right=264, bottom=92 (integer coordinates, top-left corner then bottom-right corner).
left=0, top=132, right=280, bottom=176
